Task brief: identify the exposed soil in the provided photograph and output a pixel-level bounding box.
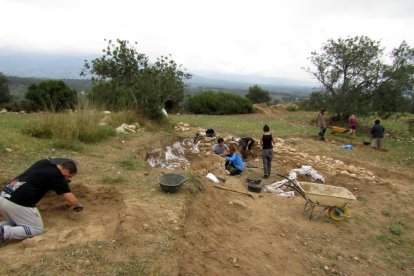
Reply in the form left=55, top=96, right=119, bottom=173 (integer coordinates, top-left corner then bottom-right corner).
left=1, top=117, right=413, bottom=275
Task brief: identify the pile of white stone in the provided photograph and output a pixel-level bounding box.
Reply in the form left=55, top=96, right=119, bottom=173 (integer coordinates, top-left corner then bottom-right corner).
left=147, top=139, right=199, bottom=170
left=115, top=123, right=141, bottom=133
left=175, top=122, right=190, bottom=132
left=97, top=111, right=141, bottom=133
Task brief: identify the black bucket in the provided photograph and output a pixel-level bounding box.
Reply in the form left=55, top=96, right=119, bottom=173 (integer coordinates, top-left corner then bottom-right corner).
left=158, top=173, right=187, bottom=193
left=247, top=181, right=263, bottom=193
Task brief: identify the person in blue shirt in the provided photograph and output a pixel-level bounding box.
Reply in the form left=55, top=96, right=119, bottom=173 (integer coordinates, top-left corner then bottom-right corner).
left=225, top=144, right=244, bottom=175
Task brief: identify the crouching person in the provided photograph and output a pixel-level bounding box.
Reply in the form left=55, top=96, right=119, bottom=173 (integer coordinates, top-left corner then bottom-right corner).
left=0, top=159, right=83, bottom=243
left=225, top=144, right=245, bottom=176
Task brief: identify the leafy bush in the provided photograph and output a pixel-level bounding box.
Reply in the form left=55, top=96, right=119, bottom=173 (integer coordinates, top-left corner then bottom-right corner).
left=187, top=91, right=253, bottom=115
left=25, top=80, right=78, bottom=112
left=286, top=104, right=299, bottom=111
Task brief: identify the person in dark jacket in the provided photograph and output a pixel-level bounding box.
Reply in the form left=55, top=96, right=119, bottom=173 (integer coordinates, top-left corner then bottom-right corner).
left=370, top=119, right=385, bottom=149
left=0, top=159, right=83, bottom=243
left=238, top=137, right=255, bottom=160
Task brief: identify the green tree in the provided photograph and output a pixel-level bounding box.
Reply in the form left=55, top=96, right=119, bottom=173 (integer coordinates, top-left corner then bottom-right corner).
left=303, top=91, right=330, bottom=111
left=87, top=82, right=131, bottom=111
left=0, top=72, right=11, bottom=105
left=25, top=80, right=78, bottom=112
left=304, top=36, right=384, bottom=117
left=245, top=85, right=271, bottom=104
left=81, top=39, right=191, bottom=121
left=373, top=41, right=414, bottom=115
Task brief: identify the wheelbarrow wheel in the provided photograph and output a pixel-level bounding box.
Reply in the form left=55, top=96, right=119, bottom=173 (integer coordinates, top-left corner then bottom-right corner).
left=328, top=206, right=349, bottom=221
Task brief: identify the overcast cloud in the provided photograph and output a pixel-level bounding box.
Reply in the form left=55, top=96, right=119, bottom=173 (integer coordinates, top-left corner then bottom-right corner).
left=1, top=0, right=413, bottom=81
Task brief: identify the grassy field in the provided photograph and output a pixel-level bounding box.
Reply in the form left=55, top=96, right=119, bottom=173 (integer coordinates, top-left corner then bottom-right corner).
left=0, top=111, right=153, bottom=179
left=170, top=111, right=414, bottom=169
left=1, top=110, right=413, bottom=175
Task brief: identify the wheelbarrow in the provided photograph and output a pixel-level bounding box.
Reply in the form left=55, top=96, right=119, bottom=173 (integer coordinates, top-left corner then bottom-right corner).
left=277, top=174, right=356, bottom=221
left=329, top=126, right=348, bottom=134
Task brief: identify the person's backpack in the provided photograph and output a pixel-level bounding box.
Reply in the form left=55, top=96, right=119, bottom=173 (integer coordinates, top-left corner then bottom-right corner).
left=206, top=128, right=215, bottom=137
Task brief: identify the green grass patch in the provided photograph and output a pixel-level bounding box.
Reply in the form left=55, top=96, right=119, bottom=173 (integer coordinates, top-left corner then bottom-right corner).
left=356, top=194, right=367, bottom=203
left=116, top=156, right=148, bottom=171
left=100, top=176, right=127, bottom=185
left=389, top=224, right=402, bottom=236
left=381, top=210, right=391, bottom=217
left=52, top=139, right=84, bottom=152
left=170, top=112, right=316, bottom=137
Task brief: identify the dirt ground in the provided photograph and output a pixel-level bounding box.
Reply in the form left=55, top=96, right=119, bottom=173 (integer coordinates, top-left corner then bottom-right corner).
left=1, top=117, right=413, bottom=275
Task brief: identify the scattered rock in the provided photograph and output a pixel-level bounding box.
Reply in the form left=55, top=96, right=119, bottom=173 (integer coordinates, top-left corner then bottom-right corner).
left=143, top=224, right=149, bottom=231
left=100, top=115, right=112, bottom=124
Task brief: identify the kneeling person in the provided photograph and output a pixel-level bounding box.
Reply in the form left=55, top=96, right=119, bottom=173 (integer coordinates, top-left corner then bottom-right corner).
left=225, top=144, right=244, bottom=176
left=0, top=159, right=83, bottom=242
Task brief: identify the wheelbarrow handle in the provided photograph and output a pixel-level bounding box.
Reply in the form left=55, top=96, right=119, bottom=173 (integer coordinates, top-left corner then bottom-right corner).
left=276, top=173, right=307, bottom=199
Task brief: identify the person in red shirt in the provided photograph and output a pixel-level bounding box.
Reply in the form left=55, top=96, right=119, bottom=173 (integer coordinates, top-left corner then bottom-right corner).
left=348, top=114, right=357, bottom=136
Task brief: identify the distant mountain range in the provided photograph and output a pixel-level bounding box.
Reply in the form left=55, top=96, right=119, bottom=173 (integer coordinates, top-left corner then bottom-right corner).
left=0, top=53, right=318, bottom=95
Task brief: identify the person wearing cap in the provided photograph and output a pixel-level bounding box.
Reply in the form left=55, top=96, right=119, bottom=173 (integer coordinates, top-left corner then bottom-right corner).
left=0, top=158, right=83, bottom=243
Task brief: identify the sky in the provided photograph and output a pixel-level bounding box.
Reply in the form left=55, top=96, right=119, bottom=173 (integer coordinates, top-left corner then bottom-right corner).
left=1, top=0, right=414, bottom=82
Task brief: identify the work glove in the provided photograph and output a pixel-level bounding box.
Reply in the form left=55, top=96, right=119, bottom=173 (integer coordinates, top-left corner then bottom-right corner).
left=72, top=203, right=84, bottom=212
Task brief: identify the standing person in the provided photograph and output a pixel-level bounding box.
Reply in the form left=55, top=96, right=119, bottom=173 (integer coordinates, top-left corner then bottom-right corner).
left=348, top=114, right=357, bottom=136
left=260, top=125, right=275, bottom=179
left=317, top=110, right=327, bottom=141
left=211, top=137, right=228, bottom=156
left=225, top=144, right=244, bottom=176
left=0, top=159, right=83, bottom=243
left=370, top=119, right=385, bottom=149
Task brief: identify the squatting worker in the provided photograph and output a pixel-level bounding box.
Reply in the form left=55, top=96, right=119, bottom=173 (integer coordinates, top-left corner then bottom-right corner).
left=211, top=137, right=228, bottom=156
left=0, top=159, right=83, bottom=243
